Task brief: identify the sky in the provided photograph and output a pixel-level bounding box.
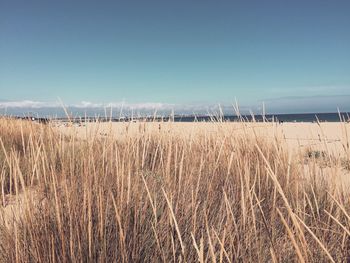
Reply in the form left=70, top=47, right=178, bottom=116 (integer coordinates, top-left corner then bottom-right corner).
left=0, top=0, right=349, bottom=113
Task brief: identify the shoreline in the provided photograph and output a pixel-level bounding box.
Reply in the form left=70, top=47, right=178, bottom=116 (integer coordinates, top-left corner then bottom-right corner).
left=1, top=111, right=350, bottom=123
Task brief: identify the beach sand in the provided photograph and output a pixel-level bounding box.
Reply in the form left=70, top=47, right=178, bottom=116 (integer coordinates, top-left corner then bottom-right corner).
left=56, top=121, right=350, bottom=154
left=1, top=119, right=350, bottom=261
left=55, top=121, right=350, bottom=192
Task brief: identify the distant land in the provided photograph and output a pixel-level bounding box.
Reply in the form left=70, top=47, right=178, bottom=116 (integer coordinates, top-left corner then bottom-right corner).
left=0, top=95, right=350, bottom=119
left=2, top=112, right=350, bottom=123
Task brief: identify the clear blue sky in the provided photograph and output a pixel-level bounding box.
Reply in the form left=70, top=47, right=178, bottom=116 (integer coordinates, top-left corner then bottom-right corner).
left=1, top=0, right=349, bottom=111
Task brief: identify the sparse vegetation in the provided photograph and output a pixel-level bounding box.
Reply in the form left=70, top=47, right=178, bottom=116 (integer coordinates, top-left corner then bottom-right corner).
left=342, top=158, right=350, bottom=171
left=306, top=150, right=326, bottom=159
left=0, top=117, right=350, bottom=262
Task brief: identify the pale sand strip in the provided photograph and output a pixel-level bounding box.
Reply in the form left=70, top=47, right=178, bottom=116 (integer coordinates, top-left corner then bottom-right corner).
left=56, top=121, right=350, bottom=154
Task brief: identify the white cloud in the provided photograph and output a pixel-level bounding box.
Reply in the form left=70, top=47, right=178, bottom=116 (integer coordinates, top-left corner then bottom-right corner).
left=72, top=101, right=174, bottom=110
left=0, top=100, right=60, bottom=108
left=0, top=100, right=175, bottom=110
left=72, top=101, right=104, bottom=108
left=0, top=99, right=256, bottom=117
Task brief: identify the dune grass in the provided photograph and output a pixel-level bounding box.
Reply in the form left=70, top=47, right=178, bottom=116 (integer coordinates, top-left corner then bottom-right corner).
left=0, top=117, right=350, bottom=262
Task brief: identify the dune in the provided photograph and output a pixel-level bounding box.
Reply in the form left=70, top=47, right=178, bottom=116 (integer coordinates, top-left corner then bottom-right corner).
left=1, top=118, right=349, bottom=261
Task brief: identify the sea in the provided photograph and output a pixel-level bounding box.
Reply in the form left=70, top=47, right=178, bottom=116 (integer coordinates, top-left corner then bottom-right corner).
left=1, top=108, right=349, bottom=123
left=171, top=112, right=350, bottom=123
left=18, top=113, right=350, bottom=123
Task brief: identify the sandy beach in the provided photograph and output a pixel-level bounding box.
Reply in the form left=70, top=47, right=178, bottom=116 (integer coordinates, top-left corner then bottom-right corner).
left=55, top=121, right=350, bottom=192
left=56, top=121, right=350, bottom=155
left=1, top=118, right=350, bottom=261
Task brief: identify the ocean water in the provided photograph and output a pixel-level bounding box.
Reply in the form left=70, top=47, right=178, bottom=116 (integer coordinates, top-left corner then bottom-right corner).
left=1, top=109, right=349, bottom=123
left=51, top=112, right=349, bottom=122
left=172, top=112, right=350, bottom=122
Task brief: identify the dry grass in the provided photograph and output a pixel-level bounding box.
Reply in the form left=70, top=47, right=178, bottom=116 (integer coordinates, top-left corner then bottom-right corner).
left=0, top=117, right=350, bottom=262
